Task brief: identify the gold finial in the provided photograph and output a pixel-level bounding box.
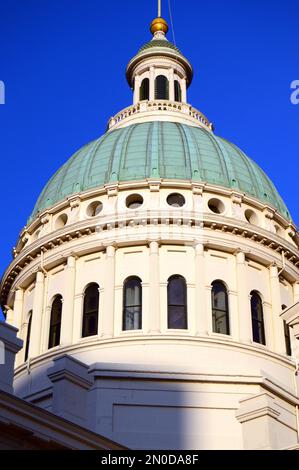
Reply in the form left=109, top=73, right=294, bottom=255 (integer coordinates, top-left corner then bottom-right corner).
left=150, top=17, right=169, bottom=35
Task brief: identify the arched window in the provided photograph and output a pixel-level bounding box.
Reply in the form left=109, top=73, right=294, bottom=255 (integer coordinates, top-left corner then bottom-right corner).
left=167, top=275, right=187, bottom=329
left=174, top=80, right=182, bottom=102
left=140, top=78, right=149, bottom=101
left=82, top=283, right=99, bottom=337
left=155, top=75, right=169, bottom=100
left=250, top=291, right=265, bottom=345
left=24, top=311, right=32, bottom=361
left=282, top=305, right=292, bottom=356
left=211, top=281, right=230, bottom=335
left=48, top=295, right=62, bottom=349
left=123, top=277, right=142, bottom=330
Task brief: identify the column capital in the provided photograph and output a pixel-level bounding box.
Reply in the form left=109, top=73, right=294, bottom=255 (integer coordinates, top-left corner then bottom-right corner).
left=106, top=245, right=116, bottom=257
left=67, top=254, right=77, bottom=268
left=194, top=243, right=205, bottom=255
left=149, top=240, right=160, bottom=253
left=235, top=250, right=246, bottom=263
left=14, top=287, right=24, bottom=299
left=35, top=269, right=45, bottom=281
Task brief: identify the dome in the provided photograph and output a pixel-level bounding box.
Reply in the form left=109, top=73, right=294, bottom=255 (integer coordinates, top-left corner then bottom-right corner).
left=31, top=122, right=290, bottom=221
left=126, top=37, right=193, bottom=87
left=138, top=39, right=182, bottom=55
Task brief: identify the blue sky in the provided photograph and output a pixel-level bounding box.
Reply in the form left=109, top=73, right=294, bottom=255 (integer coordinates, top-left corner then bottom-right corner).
left=0, top=0, right=298, bottom=318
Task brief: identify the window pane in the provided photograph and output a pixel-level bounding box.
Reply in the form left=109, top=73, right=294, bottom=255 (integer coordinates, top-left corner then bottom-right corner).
left=167, top=276, right=187, bottom=329
left=284, top=320, right=292, bottom=356
left=140, top=78, right=149, bottom=101
left=124, top=306, right=142, bottom=330
left=174, top=80, right=181, bottom=102
left=168, top=306, right=187, bottom=329
left=155, top=75, right=169, bottom=100
left=49, top=296, right=62, bottom=349
left=250, top=292, right=265, bottom=345
left=123, top=277, right=142, bottom=331
left=213, top=288, right=226, bottom=311
left=24, top=313, right=32, bottom=361
left=82, top=284, right=99, bottom=337
left=211, top=282, right=230, bottom=335
left=168, top=277, right=185, bottom=305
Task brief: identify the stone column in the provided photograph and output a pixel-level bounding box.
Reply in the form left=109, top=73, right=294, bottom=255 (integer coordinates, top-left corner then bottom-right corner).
left=235, top=251, right=252, bottom=343
left=29, top=270, right=45, bottom=358
left=73, top=293, right=84, bottom=342
left=148, top=241, right=160, bottom=334
left=60, top=256, right=76, bottom=346
left=263, top=301, right=275, bottom=350
left=181, top=77, right=187, bottom=103
left=102, top=245, right=115, bottom=338
left=194, top=244, right=207, bottom=335
left=269, top=264, right=286, bottom=354
left=169, top=68, right=175, bottom=101
left=293, top=282, right=299, bottom=304
left=133, top=75, right=141, bottom=104
left=12, top=288, right=24, bottom=333
left=205, top=285, right=213, bottom=333
left=228, top=290, right=239, bottom=341
left=149, top=67, right=155, bottom=101
left=5, top=307, right=14, bottom=325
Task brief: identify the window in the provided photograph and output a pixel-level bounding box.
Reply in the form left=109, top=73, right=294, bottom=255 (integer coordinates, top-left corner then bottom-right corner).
left=167, top=193, right=185, bottom=208
left=155, top=75, right=169, bottom=100
left=140, top=78, right=149, bottom=101
left=126, top=193, right=144, bottom=209
left=211, top=281, right=230, bottom=335
left=208, top=198, right=225, bottom=214
left=24, top=311, right=32, bottom=361
left=167, top=275, right=187, bottom=329
left=82, top=283, right=99, bottom=337
left=86, top=201, right=103, bottom=217
left=123, top=277, right=142, bottom=330
left=48, top=295, right=62, bottom=349
left=282, top=305, right=292, bottom=356
left=174, top=80, right=181, bottom=102
left=250, top=291, right=266, bottom=345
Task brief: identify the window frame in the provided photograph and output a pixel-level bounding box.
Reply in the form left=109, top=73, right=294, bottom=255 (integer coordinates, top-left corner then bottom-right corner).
left=24, top=311, right=32, bottom=361
left=167, top=275, right=188, bottom=330
left=211, top=280, right=230, bottom=335
left=250, top=291, right=266, bottom=345
left=82, top=283, right=100, bottom=338
left=48, top=295, right=63, bottom=349
left=155, top=75, right=169, bottom=100
left=123, top=276, right=142, bottom=331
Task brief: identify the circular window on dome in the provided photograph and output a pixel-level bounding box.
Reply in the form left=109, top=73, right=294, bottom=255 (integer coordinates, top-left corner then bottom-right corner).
left=208, top=198, right=225, bottom=214
left=126, top=194, right=144, bottom=210
left=55, top=213, right=68, bottom=229
left=167, top=193, right=186, bottom=208
left=244, top=209, right=258, bottom=225
left=86, top=201, right=103, bottom=217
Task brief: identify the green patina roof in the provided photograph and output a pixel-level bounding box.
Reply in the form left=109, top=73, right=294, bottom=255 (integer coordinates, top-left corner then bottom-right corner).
left=138, top=39, right=182, bottom=55
left=30, top=122, right=290, bottom=221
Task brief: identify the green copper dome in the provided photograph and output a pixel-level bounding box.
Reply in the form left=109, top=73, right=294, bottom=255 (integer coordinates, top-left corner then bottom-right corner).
left=30, top=122, right=290, bottom=221
left=138, top=39, right=182, bottom=55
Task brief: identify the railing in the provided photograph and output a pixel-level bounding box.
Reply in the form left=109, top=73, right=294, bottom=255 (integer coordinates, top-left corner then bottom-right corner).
left=108, top=100, right=213, bottom=131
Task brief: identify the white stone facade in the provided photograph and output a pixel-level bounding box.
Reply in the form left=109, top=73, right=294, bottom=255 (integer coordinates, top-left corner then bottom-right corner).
left=1, top=19, right=299, bottom=450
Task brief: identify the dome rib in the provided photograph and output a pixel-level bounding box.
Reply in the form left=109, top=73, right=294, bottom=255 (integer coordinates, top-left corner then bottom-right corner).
left=30, top=122, right=291, bottom=222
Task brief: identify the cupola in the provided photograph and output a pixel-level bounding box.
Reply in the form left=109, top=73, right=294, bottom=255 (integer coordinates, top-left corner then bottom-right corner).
left=126, top=16, right=193, bottom=105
